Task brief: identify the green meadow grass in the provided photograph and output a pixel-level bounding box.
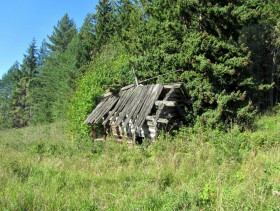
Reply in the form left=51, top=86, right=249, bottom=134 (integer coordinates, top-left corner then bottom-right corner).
left=0, top=114, right=279, bottom=210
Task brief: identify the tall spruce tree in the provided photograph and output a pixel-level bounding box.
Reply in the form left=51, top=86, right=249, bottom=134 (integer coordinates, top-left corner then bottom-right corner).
left=116, top=0, right=144, bottom=53
left=79, top=13, right=96, bottom=64
left=0, top=62, right=20, bottom=128
left=37, top=39, right=49, bottom=67
left=10, top=39, right=38, bottom=127
left=93, top=0, right=118, bottom=49
left=47, top=13, right=77, bottom=53
left=31, top=15, right=80, bottom=123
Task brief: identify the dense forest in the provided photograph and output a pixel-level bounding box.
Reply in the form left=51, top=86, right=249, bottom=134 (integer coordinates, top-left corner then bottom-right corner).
left=0, top=0, right=279, bottom=136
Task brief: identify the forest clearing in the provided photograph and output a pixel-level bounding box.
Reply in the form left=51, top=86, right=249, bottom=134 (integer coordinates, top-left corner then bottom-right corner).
left=0, top=110, right=279, bottom=210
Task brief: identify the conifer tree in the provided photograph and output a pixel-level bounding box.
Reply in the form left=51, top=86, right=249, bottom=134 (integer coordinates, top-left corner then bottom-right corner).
left=47, top=14, right=77, bottom=53
left=37, top=39, right=49, bottom=67
left=116, top=0, right=144, bottom=53
left=10, top=39, right=38, bottom=127
left=241, top=0, right=280, bottom=108
left=93, top=0, right=118, bottom=49
left=79, top=13, right=96, bottom=64
left=0, top=62, right=20, bottom=128
left=132, top=0, right=255, bottom=126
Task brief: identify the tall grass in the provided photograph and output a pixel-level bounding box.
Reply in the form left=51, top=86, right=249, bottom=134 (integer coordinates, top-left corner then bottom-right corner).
left=0, top=115, right=279, bottom=210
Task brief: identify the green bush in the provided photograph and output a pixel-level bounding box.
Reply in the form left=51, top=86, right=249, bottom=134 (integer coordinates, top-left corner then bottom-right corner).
left=68, top=44, right=133, bottom=138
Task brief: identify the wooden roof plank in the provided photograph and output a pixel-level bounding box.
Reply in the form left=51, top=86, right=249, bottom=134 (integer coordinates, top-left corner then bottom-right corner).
left=115, top=86, right=142, bottom=126
left=133, top=86, right=156, bottom=128
left=121, top=86, right=149, bottom=128
left=135, top=84, right=163, bottom=132
left=91, top=97, right=114, bottom=123
left=110, top=87, right=136, bottom=123
left=94, top=96, right=119, bottom=124
left=136, top=84, right=163, bottom=128
left=85, top=97, right=110, bottom=124
left=102, top=91, right=126, bottom=125
left=106, top=88, right=134, bottom=124
left=121, top=84, right=136, bottom=91
left=130, top=85, right=154, bottom=122
left=92, top=96, right=116, bottom=123
left=97, top=96, right=119, bottom=122
left=157, top=118, right=169, bottom=124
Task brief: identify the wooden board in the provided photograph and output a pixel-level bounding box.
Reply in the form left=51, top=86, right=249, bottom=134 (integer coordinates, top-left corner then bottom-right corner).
left=121, top=86, right=150, bottom=128
left=135, top=84, right=163, bottom=133
left=155, top=100, right=177, bottom=107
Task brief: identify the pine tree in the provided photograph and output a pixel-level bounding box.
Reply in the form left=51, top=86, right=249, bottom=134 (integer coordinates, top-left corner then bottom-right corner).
left=47, top=14, right=77, bottom=53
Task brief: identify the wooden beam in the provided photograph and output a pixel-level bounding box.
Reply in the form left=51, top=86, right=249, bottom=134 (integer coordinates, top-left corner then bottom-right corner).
left=157, top=118, right=169, bottom=124
left=146, top=116, right=154, bottom=121
left=155, top=100, right=177, bottom=107
left=163, top=83, right=181, bottom=89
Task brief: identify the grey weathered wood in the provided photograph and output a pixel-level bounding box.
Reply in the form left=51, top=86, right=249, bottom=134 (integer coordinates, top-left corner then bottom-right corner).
left=134, top=85, right=159, bottom=128
left=164, top=87, right=176, bottom=100
left=102, top=92, right=113, bottom=98
left=85, top=97, right=110, bottom=124
left=110, top=87, right=136, bottom=123
left=154, top=103, right=164, bottom=120
left=102, top=90, right=127, bottom=125
left=147, top=121, right=155, bottom=126
left=146, top=116, right=154, bottom=121
left=115, top=86, right=142, bottom=126
left=163, top=83, right=181, bottom=89
left=130, top=86, right=154, bottom=123
left=94, top=96, right=119, bottom=123
left=135, top=84, right=163, bottom=133
left=153, top=87, right=176, bottom=126
left=93, top=97, right=115, bottom=123
left=85, top=82, right=191, bottom=141
left=157, top=118, right=169, bottom=124
left=121, top=84, right=136, bottom=91
left=155, top=100, right=177, bottom=107
left=121, top=86, right=148, bottom=128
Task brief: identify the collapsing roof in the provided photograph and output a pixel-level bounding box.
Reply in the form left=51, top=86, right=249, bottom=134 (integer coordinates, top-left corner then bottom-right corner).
left=85, top=83, right=191, bottom=141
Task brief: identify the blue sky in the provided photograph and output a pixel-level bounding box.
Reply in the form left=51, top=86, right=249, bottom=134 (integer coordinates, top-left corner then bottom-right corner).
left=0, top=0, right=98, bottom=78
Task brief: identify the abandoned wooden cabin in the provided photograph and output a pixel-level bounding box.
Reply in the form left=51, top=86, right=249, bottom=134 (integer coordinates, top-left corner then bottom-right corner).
left=84, top=83, right=191, bottom=143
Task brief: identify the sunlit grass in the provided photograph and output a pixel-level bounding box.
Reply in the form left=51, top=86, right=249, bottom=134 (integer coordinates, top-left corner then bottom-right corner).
left=0, top=115, right=279, bottom=210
